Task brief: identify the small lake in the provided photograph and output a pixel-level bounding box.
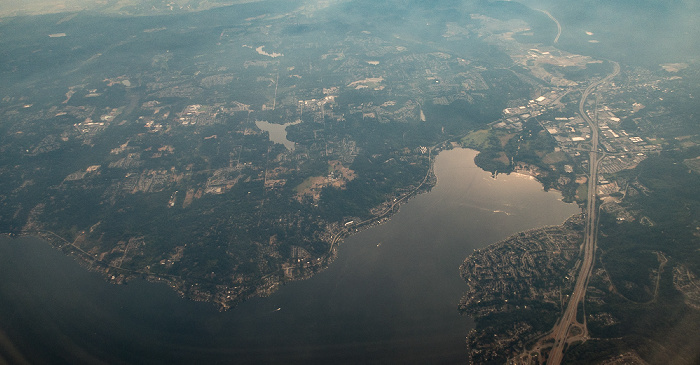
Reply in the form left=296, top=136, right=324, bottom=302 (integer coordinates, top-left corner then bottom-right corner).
left=0, top=148, right=579, bottom=364
left=255, top=120, right=300, bottom=151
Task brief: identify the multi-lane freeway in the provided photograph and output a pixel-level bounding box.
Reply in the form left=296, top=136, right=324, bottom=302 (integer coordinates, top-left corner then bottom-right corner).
left=546, top=61, right=620, bottom=365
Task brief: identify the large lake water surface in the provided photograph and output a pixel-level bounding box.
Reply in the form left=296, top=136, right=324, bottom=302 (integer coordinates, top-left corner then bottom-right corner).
left=0, top=148, right=579, bottom=364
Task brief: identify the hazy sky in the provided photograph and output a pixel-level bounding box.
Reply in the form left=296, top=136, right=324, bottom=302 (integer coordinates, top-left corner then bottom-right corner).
left=2, top=0, right=698, bottom=64
left=0, top=0, right=265, bottom=17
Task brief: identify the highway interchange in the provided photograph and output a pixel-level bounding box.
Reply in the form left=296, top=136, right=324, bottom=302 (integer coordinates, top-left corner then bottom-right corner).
left=545, top=60, right=620, bottom=365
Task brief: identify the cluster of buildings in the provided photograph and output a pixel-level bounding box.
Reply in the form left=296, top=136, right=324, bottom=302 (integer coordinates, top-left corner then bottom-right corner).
left=459, top=216, right=586, bottom=363
left=492, top=85, right=662, bottom=197
left=494, top=91, right=563, bottom=132
left=459, top=216, right=585, bottom=317
left=177, top=104, right=221, bottom=126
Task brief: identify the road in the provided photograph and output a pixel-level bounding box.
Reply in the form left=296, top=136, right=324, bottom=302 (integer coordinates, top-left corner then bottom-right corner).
left=326, top=137, right=457, bottom=254
left=538, top=9, right=562, bottom=44
left=328, top=142, right=443, bottom=254
left=546, top=61, right=619, bottom=365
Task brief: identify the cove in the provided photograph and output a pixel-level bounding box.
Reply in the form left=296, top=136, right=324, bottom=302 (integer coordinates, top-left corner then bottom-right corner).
left=0, top=148, right=579, bottom=364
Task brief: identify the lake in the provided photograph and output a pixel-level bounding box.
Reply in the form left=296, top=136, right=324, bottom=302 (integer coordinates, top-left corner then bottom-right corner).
left=255, top=120, right=300, bottom=151
left=0, top=148, right=579, bottom=364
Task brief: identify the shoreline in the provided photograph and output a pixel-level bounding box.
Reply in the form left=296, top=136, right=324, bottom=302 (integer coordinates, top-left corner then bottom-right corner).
left=0, top=147, right=440, bottom=311
left=1, top=143, right=578, bottom=311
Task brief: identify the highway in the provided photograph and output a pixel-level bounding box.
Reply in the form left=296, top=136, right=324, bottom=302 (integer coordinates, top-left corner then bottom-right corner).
left=546, top=61, right=619, bottom=365
left=537, top=9, right=562, bottom=44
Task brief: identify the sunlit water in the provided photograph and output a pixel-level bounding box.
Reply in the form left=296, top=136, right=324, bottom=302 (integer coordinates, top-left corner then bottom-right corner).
left=0, top=148, right=579, bottom=364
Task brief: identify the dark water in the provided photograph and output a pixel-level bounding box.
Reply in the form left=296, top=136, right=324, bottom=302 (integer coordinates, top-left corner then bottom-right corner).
left=0, top=149, right=579, bottom=364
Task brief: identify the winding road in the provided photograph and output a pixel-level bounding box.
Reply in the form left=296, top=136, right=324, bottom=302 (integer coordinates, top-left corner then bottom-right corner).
left=538, top=9, right=562, bottom=44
